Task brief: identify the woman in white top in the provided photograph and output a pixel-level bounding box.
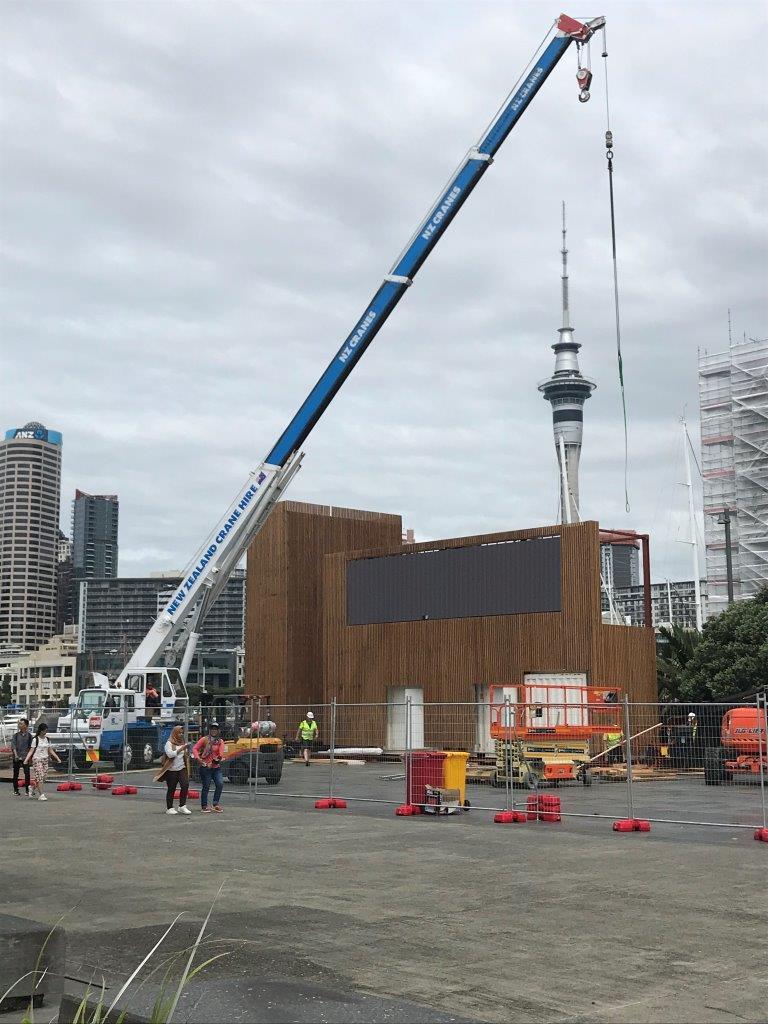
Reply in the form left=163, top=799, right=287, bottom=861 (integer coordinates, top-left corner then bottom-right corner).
left=159, top=725, right=192, bottom=815
left=23, top=723, right=62, bottom=801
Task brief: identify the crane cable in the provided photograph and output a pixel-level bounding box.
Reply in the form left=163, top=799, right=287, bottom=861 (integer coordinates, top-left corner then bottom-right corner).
left=601, top=27, right=630, bottom=513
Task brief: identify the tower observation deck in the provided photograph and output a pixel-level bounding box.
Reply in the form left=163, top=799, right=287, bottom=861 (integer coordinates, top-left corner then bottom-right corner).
left=538, top=204, right=596, bottom=522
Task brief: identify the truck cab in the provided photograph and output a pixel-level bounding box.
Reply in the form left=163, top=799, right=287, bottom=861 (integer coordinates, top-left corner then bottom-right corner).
left=52, top=669, right=189, bottom=771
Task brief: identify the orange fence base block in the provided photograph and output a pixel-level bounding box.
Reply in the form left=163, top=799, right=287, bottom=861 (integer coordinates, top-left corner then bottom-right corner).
left=395, top=804, right=422, bottom=816
left=754, top=828, right=768, bottom=843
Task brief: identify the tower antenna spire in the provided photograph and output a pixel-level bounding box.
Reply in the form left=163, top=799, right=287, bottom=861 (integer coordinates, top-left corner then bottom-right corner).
left=561, top=200, right=569, bottom=329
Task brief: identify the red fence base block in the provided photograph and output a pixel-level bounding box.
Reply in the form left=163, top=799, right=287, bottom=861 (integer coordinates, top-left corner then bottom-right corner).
left=95, top=774, right=114, bottom=785
left=315, top=798, right=348, bottom=809
left=111, top=786, right=128, bottom=796
left=125, top=786, right=138, bottom=795
left=539, top=795, right=561, bottom=823
left=93, top=781, right=111, bottom=791
left=187, top=789, right=200, bottom=799
left=613, top=818, right=636, bottom=832
left=494, top=810, right=527, bottom=824
left=754, top=828, right=768, bottom=843
left=70, top=782, right=83, bottom=791
left=56, top=782, right=72, bottom=792
left=526, top=796, right=539, bottom=820
left=395, top=804, right=422, bottom=816
left=613, top=818, right=652, bottom=832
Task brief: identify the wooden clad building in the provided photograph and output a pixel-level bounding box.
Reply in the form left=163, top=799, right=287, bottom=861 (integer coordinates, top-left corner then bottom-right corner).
left=246, top=504, right=656, bottom=748
left=244, top=501, right=402, bottom=707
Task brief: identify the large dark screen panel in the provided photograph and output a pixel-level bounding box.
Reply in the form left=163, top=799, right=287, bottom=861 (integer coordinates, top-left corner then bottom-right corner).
left=346, top=537, right=561, bottom=624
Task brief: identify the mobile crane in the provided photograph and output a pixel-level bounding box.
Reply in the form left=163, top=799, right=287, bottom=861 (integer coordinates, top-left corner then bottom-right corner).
left=66, top=13, right=608, bottom=768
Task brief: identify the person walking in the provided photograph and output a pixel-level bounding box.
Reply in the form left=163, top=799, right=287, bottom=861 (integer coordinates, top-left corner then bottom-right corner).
left=296, top=711, right=318, bottom=766
left=23, top=723, right=62, bottom=801
left=11, top=718, right=33, bottom=797
left=156, top=725, right=192, bottom=816
left=193, top=721, right=228, bottom=814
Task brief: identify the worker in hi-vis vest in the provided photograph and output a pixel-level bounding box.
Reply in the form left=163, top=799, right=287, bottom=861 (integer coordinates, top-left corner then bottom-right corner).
left=605, top=730, right=624, bottom=764
left=296, top=712, right=318, bottom=766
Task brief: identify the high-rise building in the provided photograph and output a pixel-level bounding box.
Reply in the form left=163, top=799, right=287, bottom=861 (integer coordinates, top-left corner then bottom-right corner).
left=72, top=490, right=119, bottom=580
left=538, top=205, right=596, bottom=522
left=56, top=529, right=76, bottom=635
left=600, top=539, right=640, bottom=591
left=0, top=423, right=63, bottom=650
left=699, top=337, right=768, bottom=612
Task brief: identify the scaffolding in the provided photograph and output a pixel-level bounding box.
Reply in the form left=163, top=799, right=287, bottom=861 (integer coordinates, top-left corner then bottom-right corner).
left=699, top=338, right=768, bottom=613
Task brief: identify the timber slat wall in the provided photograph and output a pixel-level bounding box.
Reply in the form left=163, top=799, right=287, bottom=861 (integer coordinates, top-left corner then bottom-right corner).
left=323, top=521, right=657, bottom=745
left=245, top=501, right=402, bottom=706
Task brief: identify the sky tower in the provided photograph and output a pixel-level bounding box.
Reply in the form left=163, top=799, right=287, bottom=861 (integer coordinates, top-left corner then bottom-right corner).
left=538, top=204, right=596, bottom=523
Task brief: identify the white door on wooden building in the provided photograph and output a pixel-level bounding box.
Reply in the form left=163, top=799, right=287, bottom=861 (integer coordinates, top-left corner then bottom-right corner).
left=387, top=686, right=424, bottom=750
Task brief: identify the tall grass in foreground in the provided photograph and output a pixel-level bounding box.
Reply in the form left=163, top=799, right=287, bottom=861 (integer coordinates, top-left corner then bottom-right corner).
left=2, top=884, right=228, bottom=1024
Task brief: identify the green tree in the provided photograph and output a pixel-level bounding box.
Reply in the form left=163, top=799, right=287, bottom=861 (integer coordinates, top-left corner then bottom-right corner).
left=679, top=586, right=768, bottom=700
left=656, top=624, right=701, bottom=701
left=0, top=679, right=12, bottom=706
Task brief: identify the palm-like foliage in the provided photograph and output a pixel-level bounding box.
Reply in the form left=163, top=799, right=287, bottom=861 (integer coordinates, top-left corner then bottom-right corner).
left=656, top=623, right=701, bottom=701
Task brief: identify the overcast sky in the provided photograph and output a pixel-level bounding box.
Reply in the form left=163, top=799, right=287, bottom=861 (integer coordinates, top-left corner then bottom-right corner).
left=2, top=1, right=766, bottom=583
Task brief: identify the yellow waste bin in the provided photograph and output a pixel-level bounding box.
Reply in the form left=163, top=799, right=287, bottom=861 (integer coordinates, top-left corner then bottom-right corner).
left=442, top=751, right=470, bottom=806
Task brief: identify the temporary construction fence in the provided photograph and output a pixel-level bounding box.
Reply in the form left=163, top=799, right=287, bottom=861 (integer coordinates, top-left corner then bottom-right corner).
left=2, top=695, right=766, bottom=840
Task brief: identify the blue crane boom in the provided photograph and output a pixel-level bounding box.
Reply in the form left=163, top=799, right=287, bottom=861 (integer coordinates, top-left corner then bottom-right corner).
left=120, top=12, right=606, bottom=684
left=267, top=13, right=604, bottom=467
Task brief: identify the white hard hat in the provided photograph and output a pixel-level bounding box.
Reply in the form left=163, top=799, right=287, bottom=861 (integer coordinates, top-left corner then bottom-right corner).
left=306, top=711, right=314, bottom=720
left=688, top=712, right=696, bottom=718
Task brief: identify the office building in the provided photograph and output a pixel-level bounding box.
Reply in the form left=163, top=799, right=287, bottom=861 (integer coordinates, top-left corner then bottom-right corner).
left=538, top=206, right=596, bottom=523
left=77, top=570, right=246, bottom=686
left=7, top=624, right=79, bottom=705
left=699, top=337, right=768, bottom=612
left=600, top=538, right=640, bottom=591
left=56, top=538, right=76, bottom=635
left=0, top=423, right=63, bottom=650
left=602, top=579, right=706, bottom=629
left=72, top=490, right=119, bottom=580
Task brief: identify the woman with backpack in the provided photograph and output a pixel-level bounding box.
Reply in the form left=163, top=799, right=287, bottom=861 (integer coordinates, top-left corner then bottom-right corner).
left=23, top=723, right=62, bottom=801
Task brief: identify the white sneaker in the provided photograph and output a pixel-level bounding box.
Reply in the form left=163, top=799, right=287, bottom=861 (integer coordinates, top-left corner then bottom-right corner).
left=38, top=794, right=47, bottom=802
left=178, top=806, right=192, bottom=815
left=165, top=808, right=178, bottom=815
left=27, top=790, right=34, bottom=799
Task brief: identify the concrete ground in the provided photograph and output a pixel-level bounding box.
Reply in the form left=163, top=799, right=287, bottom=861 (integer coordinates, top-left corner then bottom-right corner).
left=1, top=768, right=766, bottom=1024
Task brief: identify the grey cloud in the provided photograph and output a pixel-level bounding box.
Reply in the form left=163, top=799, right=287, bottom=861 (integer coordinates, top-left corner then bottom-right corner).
left=2, top=0, right=765, bottom=585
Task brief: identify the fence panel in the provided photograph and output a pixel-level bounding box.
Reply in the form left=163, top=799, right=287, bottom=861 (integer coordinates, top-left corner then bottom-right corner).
left=2, top=695, right=764, bottom=834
